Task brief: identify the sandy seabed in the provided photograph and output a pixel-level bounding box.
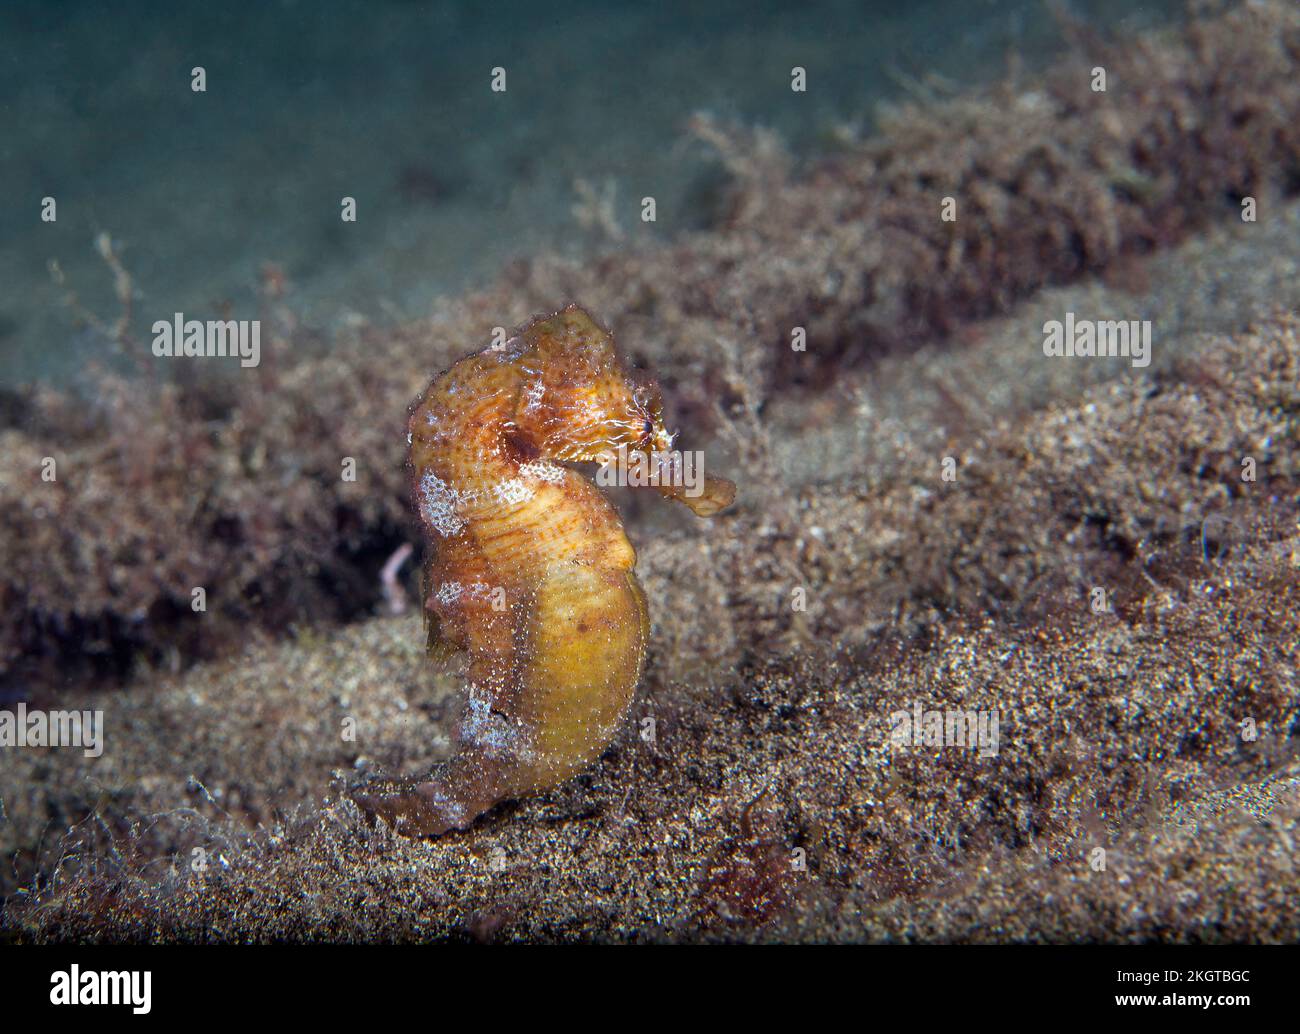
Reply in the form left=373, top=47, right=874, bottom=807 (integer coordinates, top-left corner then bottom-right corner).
left=1, top=1, right=1298, bottom=942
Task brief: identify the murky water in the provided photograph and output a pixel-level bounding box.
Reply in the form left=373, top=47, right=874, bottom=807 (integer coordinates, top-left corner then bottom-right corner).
left=0, top=0, right=1183, bottom=384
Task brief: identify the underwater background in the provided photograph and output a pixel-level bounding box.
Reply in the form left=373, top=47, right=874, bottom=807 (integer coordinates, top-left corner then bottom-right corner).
left=2, top=0, right=1299, bottom=944
left=2, top=0, right=1181, bottom=384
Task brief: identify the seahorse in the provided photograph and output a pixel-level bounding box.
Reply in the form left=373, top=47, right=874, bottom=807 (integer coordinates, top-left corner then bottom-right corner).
left=350, top=304, right=735, bottom=836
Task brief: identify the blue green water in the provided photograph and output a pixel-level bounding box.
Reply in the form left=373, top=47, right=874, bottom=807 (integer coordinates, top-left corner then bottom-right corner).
left=0, top=0, right=1184, bottom=384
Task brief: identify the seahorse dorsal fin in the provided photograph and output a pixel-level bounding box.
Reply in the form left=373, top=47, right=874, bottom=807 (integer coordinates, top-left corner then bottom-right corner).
left=425, top=614, right=461, bottom=665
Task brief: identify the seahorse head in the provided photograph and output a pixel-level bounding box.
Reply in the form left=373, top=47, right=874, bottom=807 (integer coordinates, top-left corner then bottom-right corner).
left=508, top=303, right=671, bottom=464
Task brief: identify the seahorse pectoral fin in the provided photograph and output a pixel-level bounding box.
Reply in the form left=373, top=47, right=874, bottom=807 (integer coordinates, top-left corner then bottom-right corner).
left=425, top=612, right=462, bottom=664
left=419, top=567, right=455, bottom=661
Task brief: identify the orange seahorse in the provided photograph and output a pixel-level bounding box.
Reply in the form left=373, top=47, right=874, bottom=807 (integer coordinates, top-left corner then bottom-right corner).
left=351, top=304, right=735, bottom=836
